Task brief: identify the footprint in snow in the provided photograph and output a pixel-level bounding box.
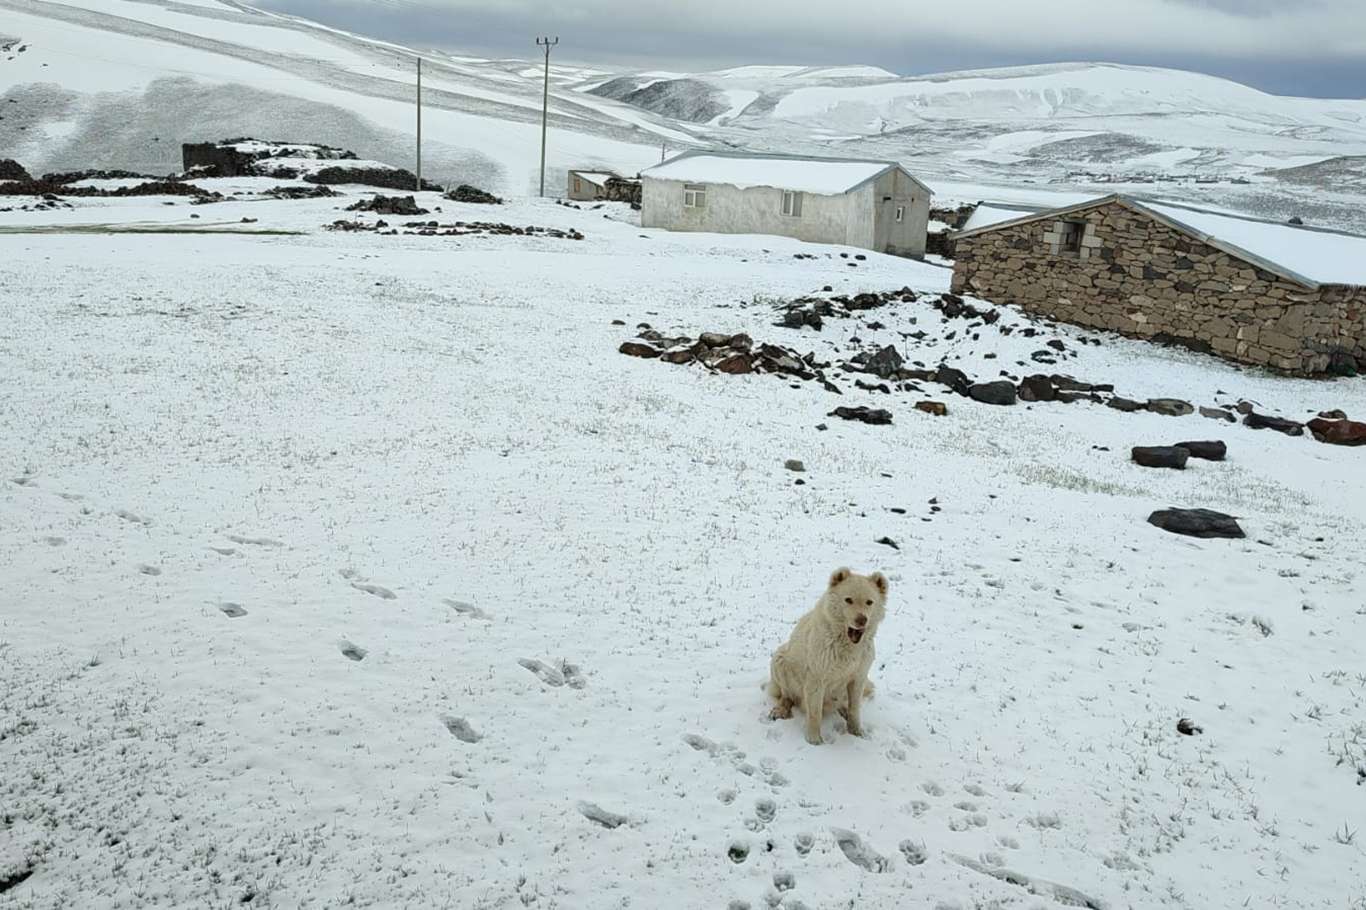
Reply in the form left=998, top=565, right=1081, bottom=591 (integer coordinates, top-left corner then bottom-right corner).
left=727, top=840, right=750, bottom=864
left=899, top=840, right=928, bottom=866
left=58, top=492, right=84, bottom=502
left=794, top=833, right=814, bottom=857
left=684, top=733, right=719, bottom=755
left=209, top=546, right=236, bottom=556
left=964, top=783, right=987, bottom=797
left=772, top=871, right=795, bottom=892
left=440, top=715, right=482, bottom=743
left=577, top=801, right=627, bottom=829
left=136, top=564, right=162, bottom=576
left=922, top=781, right=945, bottom=797
left=39, top=536, right=66, bottom=547
left=339, top=640, right=367, bottom=661
left=227, top=534, right=282, bottom=547
left=831, top=828, right=891, bottom=873
left=444, top=598, right=490, bottom=619
left=351, top=582, right=395, bottom=600
left=754, top=798, right=777, bottom=825
left=218, top=602, right=247, bottom=618
left=519, top=657, right=565, bottom=687
left=114, top=509, right=152, bottom=526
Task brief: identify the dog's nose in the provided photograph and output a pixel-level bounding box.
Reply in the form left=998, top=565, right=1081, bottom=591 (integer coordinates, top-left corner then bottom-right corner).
left=853, top=614, right=868, bottom=628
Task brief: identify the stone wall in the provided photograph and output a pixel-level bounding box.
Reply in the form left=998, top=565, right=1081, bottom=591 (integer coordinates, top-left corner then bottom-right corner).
left=950, top=200, right=1359, bottom=375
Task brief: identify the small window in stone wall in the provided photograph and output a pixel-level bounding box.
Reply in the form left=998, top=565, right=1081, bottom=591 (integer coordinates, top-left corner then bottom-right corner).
left=684, top=184, right=706, bottom=208
left=1044, top=219, right=1098, bottom=260
left=1060, top=222, right=1084, bottom=254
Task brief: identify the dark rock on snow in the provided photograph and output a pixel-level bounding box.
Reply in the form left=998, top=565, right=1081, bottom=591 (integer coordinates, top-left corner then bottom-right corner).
left=619, top=341, right=660, bottom=358
left=864, top=345, right=904, bottom=379
left=1243, top=412, right=1304, bottom=436
left=914, top=400, right=948, bottom=417
left=1106, top=397, right=1144, bottom=413
left=829, top=406, right=893, bottom=425
left=968, top=381, right=1017, bottom=406
left=445, top=184, right=502, bottom=204
left=1131, top=446, right=1189, bottom=469
left=1199, top=406, right=1237, bottom=423
left=1306, top=417, right=1366, bottom=446
left=1147, top=508, right=1246, bottom=539
left=1146, top=398, right=1195, bottom=417
left=1174, top=440, right=1227, bottom=461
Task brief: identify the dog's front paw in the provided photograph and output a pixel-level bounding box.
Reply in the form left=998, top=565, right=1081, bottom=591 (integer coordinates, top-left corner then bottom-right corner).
left=805, top=730, right=824, bottom=746
left=846, top=722, right=866, bottom=738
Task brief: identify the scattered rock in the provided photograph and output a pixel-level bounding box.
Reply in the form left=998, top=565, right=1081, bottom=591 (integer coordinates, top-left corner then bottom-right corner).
left=1147, top=508, right=1245, bottom=539
left=1243, top=413, right=1304, bottom=436
left=1199, top=406, right=1236, bottom=423
left=1106, top=397, right=1144, bottom=413
left=934, top=365, right=971, bottom=395
left=1174, top=440, right=1227, bottom=461
left=619, top=341, right=660, bottom=358
left=784, top=459, right=806, bottom=472
left=968, top=381, right=1017, bottom=406
left=875, top=537, right=899, bottom=549
left=577, top=801, right=628, bottom=829
left=1306, top=417, right=1366, bottom=446
left=1318, top=409, right=1348, bottom=421
left=1018, top=374, right=1056, bottom=402
left=1146, top=398, right=1194, bottom=417
left=712, top=352, right=754, bottom=374
left=1132, top=446, right=1190, bottom=469
left=864, top=345, right=904, bottom=379
left=1177, top=718, right=1203, bottom=736
left=914, top=400, right=947, bottom=417
left=829, top=406, right=892, bottom=425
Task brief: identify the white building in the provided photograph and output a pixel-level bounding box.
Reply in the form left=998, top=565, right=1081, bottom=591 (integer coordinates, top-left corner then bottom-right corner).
left=640, top=150, right=932, bottom=257
left=566, top=170, right=616, bottom=201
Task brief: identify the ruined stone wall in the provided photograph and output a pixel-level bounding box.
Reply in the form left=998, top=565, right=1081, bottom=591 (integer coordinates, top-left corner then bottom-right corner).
left=950, top=201, right=1349, bottom=374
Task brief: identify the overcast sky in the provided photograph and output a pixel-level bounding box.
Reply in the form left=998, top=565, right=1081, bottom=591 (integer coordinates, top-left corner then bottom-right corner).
left=259, top=0, right=1366, bottom=98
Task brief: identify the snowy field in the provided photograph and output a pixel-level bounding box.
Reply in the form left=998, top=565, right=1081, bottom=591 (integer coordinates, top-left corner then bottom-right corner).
left=2, top=188, right=1365, bottom=909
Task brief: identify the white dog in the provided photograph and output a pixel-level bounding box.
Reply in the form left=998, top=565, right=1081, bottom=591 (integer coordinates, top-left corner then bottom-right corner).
left=767, top=567, right=888, bottom=745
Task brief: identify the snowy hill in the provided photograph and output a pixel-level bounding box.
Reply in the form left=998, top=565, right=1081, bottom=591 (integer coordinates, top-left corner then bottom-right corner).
left=3, top=0, right=1366, bottom=224
left=0, top=0, right=687, bottom=194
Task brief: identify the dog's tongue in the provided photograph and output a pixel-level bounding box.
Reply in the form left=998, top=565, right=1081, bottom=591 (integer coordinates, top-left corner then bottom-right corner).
left=848, top=627, right=864, bottom=644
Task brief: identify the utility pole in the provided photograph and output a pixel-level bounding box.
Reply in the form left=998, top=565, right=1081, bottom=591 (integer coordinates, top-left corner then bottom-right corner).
left=536, top=36, right=558, bottom=197
left=415, top=57, right=423, bottom=192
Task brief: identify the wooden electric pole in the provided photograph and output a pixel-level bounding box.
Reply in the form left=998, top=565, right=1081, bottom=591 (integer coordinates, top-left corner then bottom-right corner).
left=415, top=57, right=423, bottom=192
left=536, top=37, right=558, bottom=197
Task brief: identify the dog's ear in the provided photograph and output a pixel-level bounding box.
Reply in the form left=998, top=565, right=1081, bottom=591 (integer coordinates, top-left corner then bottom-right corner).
left=829, top=567, right=851, bottom=588
left=870, top=572, right=889, bottom=595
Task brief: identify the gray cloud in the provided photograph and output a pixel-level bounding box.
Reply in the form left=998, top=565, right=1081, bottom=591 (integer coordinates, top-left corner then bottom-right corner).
left=258, top=0, right=1366, bottom=98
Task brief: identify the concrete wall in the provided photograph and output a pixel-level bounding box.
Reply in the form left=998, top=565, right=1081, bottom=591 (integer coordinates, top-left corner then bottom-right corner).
left=950, top=200, right=1358, bottom=375
left=870, top=169, right=929, bottom=257
left=642, top=176, right=856, bottom=246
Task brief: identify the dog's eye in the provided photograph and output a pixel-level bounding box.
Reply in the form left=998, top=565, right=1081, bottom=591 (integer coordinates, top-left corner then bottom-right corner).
left=865, top=599, right=872, bottom=606
left=844, top=597, right=852, bottom=604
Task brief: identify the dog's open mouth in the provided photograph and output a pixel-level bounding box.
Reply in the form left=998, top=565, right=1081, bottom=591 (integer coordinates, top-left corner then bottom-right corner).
left=847, top=626, right=865, bottom=644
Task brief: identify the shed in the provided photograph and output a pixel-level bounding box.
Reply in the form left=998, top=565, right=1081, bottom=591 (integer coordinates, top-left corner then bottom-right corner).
left=950, top=194, right=1366, bottom=375
left=640, top=150, right=931, bottom=257
left=567, top=170, right=618, bottom=201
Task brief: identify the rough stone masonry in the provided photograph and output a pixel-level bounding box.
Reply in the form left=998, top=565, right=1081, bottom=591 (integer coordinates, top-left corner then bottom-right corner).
left=950, top=199, right=1366, bottom=375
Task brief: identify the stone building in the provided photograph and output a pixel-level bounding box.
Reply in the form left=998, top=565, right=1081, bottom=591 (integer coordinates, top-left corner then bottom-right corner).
left=951, top=195, right=1366, bottom=375
left=641, top=150, right=931, bottom=257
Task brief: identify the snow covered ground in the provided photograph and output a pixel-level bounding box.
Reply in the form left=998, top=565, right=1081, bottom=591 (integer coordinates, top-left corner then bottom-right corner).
left=2, top=187, right=1364, bottom=909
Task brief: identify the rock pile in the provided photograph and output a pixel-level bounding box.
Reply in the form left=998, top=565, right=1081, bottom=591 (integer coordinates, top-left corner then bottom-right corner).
left=445, top=184, right=503, bottom=204
left=263, top=185, right=339, bottom=200
left=325, top=218, right=584, bottom=240
left=345, top=195, right=429, bottom=216
left=0, top=158, right=30, bottom=181
left=618, top=326, right=841, bottom=390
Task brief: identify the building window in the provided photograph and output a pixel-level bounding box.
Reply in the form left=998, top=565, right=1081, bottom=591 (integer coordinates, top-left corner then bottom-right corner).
left=573, top=175, right=582, bottom=194
left=1060, top=221, right=1085, bottom=254
left=894, top=205, right=905, bottom=223
left=781, top=190, right=803, bottom=218
left=684, top=184, right=706, bottom=208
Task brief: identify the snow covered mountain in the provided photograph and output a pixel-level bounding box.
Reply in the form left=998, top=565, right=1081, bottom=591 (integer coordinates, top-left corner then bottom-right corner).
left=3, top=0, right=1366, bottom=225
